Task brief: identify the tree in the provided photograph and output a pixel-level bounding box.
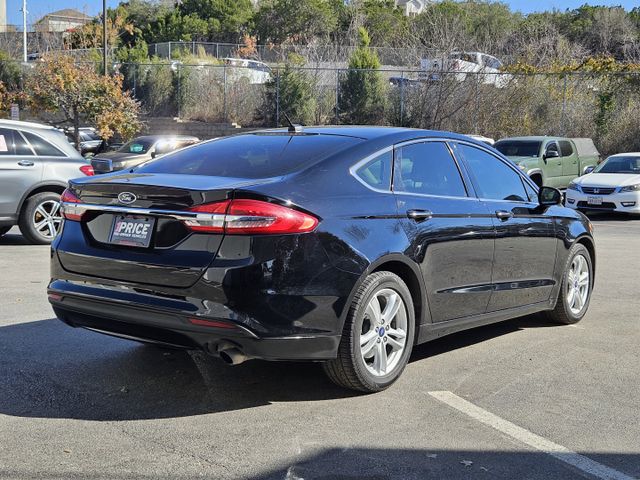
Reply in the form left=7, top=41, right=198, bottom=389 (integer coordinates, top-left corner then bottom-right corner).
left=261, top=54, right=316, bottom=126
left=255, top=0, right=339, bottom=44
left=26, top=55, right=141, bottom=151
left=178, top=0, right=254, bottom=42
left=338, top=27, right=386, bottom=124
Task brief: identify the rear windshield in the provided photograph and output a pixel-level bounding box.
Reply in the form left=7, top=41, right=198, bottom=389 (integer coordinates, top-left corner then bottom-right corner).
left=119, top=138, right=155, bottom=154
left=136, top=134, right=362, bottom=178
left=594, top=156, right=640, bottom=174
left=494, top=141, right=542, bottom=157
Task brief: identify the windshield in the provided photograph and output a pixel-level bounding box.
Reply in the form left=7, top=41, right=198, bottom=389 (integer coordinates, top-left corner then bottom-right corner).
left=118, top=138, right=155, bottom=154
left=593, top=156, right=640, bottom=174
left=494, top=141, right=542, bottom=157
left=136, top=133, right=362, bottom=178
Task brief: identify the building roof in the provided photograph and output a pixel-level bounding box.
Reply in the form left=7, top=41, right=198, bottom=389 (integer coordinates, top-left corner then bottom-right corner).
left=36, top=8, right=91, bottom=23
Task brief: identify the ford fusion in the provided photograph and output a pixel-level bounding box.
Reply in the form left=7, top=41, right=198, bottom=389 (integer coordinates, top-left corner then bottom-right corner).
left=566, top=152, right=640, bottom=214
left=49, top=127, right=595, bottom=392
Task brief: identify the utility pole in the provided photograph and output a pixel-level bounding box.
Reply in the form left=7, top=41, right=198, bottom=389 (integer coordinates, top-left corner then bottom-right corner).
left=22, top=0, right=27, bottom=62
left=102, top=0, right=107, bottom=75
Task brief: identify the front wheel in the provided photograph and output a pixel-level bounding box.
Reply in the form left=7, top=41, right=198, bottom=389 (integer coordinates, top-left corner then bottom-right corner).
left=546, top=243, right=593, bottom=324
left=323, top=271, right=415, bottom=393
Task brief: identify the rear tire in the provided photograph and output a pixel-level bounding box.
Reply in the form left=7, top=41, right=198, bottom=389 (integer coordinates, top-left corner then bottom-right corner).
left=546, top=243, right=593, bottom=325
left=323, top=271, right=415, bottom=393
left=18, top=192, right=63, bottom=245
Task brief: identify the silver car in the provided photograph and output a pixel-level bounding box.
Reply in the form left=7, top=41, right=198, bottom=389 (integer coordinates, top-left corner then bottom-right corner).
left=0, top=120, right=92, bottom=244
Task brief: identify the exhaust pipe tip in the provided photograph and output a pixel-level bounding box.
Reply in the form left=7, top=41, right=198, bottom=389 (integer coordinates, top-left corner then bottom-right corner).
left=219, top=347, right=250, bottom=366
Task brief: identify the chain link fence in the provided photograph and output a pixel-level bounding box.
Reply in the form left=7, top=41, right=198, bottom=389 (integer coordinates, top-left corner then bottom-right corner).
left=113, top=62, right=640, bottom=155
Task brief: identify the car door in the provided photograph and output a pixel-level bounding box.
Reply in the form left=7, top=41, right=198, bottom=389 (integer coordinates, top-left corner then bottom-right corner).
left=455, top=143, right=558, bottom=311
left=560, top=139, right=579, bottom=184
left=0, top=128, right=41, bottom=217
left=542, top=141, right=563, bottom=187
left=394, top=140, right=496, bottom=322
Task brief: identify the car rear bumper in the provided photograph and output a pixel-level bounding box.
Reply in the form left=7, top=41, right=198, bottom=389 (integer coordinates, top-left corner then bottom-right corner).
left=49, top=289, right=341, bottom=361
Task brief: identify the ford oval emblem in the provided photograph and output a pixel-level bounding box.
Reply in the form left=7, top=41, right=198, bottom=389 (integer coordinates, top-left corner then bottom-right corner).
left=118, top=192, right=137, bottom=204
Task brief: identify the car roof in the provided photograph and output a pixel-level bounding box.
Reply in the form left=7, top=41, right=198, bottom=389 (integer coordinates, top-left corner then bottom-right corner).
left=0, top=119, right=56, bottom=130
left=253, top=126, right=480, bottom=144
left=132, top=135, right=200, bottom=142
left=497, top=136, right=554, bottom=142
left=608, top=152, right=640, bottom=158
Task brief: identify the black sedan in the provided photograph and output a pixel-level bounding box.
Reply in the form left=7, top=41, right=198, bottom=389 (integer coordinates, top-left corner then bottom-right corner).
left=49, top=127, right=595, bottom=392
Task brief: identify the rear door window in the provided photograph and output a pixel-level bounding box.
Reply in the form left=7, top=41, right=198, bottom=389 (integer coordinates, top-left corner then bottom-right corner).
left=559, top=140, right=574, bottom=157
left=394, top=142, right=467, bottom=197
left=22, top=131, right=65, bottom=157
left=137, top=134, right=362, bottom=178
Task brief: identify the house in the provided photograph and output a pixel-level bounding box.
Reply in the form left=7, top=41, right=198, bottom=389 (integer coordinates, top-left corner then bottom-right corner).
left=34, top=9, right=92, bottom=33
left=396, top=0, right=429, bottom=16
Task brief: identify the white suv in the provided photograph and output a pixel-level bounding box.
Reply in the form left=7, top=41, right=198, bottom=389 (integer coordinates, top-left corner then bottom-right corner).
left=0, top=120, right=92, bottom=244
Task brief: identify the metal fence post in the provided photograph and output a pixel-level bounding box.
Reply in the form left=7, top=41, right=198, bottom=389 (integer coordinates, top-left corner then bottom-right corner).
left=275, top=68, right=280, bottom=127
left=177, top=63, right=181, bottom=119
left=168, top=42, right=172, bottom=59
left=132, top=63, right=137, bottom=97
left=223, top=64, right=228, bottom=123
left=399, top=70, right=405, bottom=126
left=560, top=74, right=568, bottom=136
left=335, top=69, right=340, bottom=125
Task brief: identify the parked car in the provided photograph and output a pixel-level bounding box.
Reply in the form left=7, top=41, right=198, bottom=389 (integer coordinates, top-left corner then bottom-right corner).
left=49, top=127, right=595, bottom=392
left=389, top=76, right=422, bottom=88
left=419, top=51, right=511, bottom=88
left=494, top=136, right=601, bottom=189
left=566, top=152, right=640, bottom=214
left=65, top=128, right=106, bottom=156
left=0, top=119, right=93, bottom=244
left=91, top=135, right=200, bottom=174
left=222, top=58, right=272, bottom=85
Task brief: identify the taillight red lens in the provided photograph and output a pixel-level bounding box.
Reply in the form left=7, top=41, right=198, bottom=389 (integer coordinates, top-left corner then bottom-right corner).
left=226, top=199, right=318, bottom=234
left=79, top=165, right=94, bottom=176
left=184, top=199, right=318, bottom=235
left=60, top=188, right=85, bottom=221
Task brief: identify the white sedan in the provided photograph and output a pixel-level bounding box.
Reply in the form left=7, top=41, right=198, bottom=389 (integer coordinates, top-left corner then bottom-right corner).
left=565, top=153, right=640, bottom=214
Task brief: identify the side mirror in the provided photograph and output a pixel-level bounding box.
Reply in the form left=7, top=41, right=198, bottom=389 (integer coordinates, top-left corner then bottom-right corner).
left=584, top=166, right=595, bottom=175
left=538, top=186, right=562, bottom=206
left=544, top=150, right=560, bottom=160
left=150, top=150, right=156, bottom=159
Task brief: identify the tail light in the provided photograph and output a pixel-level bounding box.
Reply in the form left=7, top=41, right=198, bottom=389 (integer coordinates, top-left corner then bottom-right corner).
left=79, top=165, right=94, bottom=176
left=60, top=188, right=87, bottom=221
left=184, top=199, right=318, bottom=235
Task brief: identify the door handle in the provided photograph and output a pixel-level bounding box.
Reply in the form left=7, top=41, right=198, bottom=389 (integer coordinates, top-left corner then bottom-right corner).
left=495, top=210, right=513, bottom=221
left=407, top=209, right=433, bottom=222
left=17, top=160, right=34, bottom=167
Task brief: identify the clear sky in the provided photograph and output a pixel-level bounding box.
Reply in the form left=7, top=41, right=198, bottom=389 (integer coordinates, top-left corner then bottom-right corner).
left=6, top=0, right=640, bottom=27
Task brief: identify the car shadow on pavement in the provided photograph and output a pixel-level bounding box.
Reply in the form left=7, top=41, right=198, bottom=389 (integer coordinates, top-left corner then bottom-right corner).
left=0, top=314, right=558, bottom=421
left=0, top=230, right=32, bottom=245
left=586, top=211, right=637, bottom=222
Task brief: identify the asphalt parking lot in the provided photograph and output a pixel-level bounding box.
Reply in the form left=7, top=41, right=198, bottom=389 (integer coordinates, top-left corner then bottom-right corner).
left=0, top=214, right=639, bottom=480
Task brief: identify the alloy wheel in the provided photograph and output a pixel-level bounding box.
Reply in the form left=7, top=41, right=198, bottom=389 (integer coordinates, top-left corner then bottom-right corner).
left=567, top=254, right=590, bottom=315
left=360, top=288, right=408, bottom=377
left=32, top=200, right=62, bottom=239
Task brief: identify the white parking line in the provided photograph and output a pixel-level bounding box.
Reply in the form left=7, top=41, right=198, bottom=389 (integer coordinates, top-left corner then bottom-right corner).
left=428, top=391, right=635, bottom=480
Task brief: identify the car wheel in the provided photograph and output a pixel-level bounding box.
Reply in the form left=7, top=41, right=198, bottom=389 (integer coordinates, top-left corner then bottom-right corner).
left=323, top=271, right=415, bottom=393
left=18, top=192, right=63, bottom=245
left=546, top=244, right=593, bottom=325
left=0, top=226, right=11, bottom=237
